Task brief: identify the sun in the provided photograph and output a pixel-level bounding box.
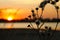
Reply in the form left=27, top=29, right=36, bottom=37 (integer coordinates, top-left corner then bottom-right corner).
left=8, top=17, right=13, bottom=21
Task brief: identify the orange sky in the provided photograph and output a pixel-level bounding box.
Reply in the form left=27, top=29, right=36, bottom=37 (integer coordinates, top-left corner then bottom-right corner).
left=0, top=0, right=60, bottom=20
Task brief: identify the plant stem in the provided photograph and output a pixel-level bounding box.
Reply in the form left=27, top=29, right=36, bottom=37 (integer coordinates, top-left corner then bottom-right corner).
left=50, top=9, right=59, bottom=40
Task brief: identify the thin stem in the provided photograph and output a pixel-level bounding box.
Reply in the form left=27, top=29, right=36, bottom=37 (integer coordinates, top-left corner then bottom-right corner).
left=40, top=8, right=43, bottom=19
left=55, top=9, right=59, bottom=31
left=29, top=22, right=34, bottom=29
left=37, top=25, right=39, bottom=29
left=39, top=22, right=45, bottom=29
left=37, top=25, right=41, bottom=40
left=36, top=10, right=39, bottom=19
left=39, top=8, right=45, bottom=29
left=49, top=9, right=59, bottom=40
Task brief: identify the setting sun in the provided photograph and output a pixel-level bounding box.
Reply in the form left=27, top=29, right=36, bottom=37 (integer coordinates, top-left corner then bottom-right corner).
left=8, top=17, right=13, bottom=21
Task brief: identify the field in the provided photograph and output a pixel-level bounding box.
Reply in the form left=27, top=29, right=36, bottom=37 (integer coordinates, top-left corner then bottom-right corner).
left=0, top=29, right=60, bottom=40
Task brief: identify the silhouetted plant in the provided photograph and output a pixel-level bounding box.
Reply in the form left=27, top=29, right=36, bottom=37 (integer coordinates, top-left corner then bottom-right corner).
left=55, top=6, right=59, bottom=9
left=35, top=20, right=40, bottom=25
left=55, top=0, right=59, bottom=2
left=36, top=7, right=39, bottom=10
left=39, top=1, right=47, bottom=19
left=31, top=10, right=36, bottom=18
left=27, top=0, right=60, bottom=40
left=51, top=1, right=56, bottom=5
left=39, top=1, right=48, bottom=8
left=31, top=9, right=34, bottom=13
left=48, top=0, right=60, bottom=40
left=45, top=26, right=48, bottom=29
left=25, top=18, right=29, bottom=21
left=28, top=15, right=31, bottom=19
left=35, top=7, right=39, bottom=18
left=50, top=6, right=59, bottom=40
left=46, top=0, right=50, bottom=3
left=35, top=20, right=40, bottom=28
left=27, top=25, right=31, bottom=27
left=49, top=27, right=52, bottom=31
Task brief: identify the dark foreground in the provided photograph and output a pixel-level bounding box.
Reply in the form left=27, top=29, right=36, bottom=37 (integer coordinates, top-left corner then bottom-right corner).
left=0, top=28, right=60, bottom=40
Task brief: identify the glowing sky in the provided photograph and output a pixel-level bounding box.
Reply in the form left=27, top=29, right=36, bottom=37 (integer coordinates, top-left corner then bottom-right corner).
left=0, top=0, right=60, bottom=20
left=0, top=0, right=42, bottom=8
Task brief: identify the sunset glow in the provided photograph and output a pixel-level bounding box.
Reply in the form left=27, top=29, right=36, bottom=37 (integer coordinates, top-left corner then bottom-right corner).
left=0, top=0, right=60, bottom=20
left=6, top=9, right=17, bottom=14
left=7, top=17, right=13, bottom=21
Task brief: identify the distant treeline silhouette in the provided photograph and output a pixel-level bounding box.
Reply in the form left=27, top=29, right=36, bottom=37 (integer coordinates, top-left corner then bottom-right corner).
left=0, top=18, right=60, bottom=22
left=24, top=18, right=60, bottom=22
